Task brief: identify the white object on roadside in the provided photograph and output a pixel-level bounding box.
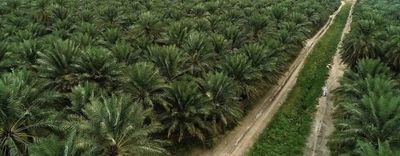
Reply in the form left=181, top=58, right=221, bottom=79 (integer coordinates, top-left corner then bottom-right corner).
left=322, top=86, right=328, bottom=97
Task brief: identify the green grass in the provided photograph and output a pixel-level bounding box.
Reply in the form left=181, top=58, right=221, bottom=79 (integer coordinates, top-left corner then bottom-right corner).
left=248, top=3, right=352, bottom=156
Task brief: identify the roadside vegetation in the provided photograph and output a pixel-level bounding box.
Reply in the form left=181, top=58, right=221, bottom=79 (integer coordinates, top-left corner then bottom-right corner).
left=0, top=0, right=340, bottom=155
left=249, top=3, right=352, bottom=156
left=330, top=0, right=400, bottom=155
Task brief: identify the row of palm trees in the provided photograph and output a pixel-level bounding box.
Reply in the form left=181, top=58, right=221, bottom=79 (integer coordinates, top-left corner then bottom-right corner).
left=340, top=0, right=400, bottom=71
left=331, top=0, right=400, bottom=154
left=330, top=59, right=400, bottom=155
left=0, top=0, right=340, bottom=155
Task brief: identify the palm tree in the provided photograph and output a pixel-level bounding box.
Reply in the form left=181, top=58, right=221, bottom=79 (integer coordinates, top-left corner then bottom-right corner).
left=146, top=45, right=187, bottom=81
left=74, top=47, right=121, bottom=88
left=71, top=32, right=97, bottom=48
left=331, top=59, right=400, bottom=154
left=130, top=11, right=163, bottom=42
left=33, top=0, right=53, bottom=26
left=0, top=70, right=60, bottom=156
left=35, top=39, right=80, bottom=92
left=199, top=72, right=242, bottom=133
left=101, top=28, right=121, bottom=46
left=271, top=5, right=287, bottom=26
left=222, top=25, right=246, bottom=51
left=219, top=53, right=262, bottom=99
left=76, top=22, right=99, bottom=38
left=245, top=12, right=268, bottom=39
left=99, top=6, right=125, bottom=27
left=123, top=62, right=169, bottom=109
left=81, top=95, right=168, bottom=156
left=66, top=82, right=104, bottom=119
left=241, top=43, right=281, bottom=84
left=341, top=20, right=382, bottom=67
left=270, top=29, right=302, bottom=56
left=335, top=59, right=392, bottom=102
left=332, top=79, right=400, bottom=154
left=209, top=33, right=227, bottom=54
left=11, top=39, right=44, bottom=69
left=160, top=81, right=211, bottom=142
left=51, top=6, right=70, bottom=21
left=336, top=92, right=400, bottom=144
left=385, top=35, right=400, bottom=71
left=29, top=130, right=84, bottom=156
left=355, top=141, right=400, bottom=156
left=0, top=42, right=12, bottom=72
left=166, top=22, right=191, bottom=47
left=109, top=41, right=138, bottom=65
left=280, top=21, right=309, bottom=46
left=183, top=32, right=215, bottom=76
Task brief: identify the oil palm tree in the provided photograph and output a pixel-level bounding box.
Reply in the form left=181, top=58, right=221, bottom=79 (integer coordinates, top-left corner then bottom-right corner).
left=160, top=81, right=211, bottom=142
left=332, top=92, right=400, bottom=154
left=219, top=53, right=262, bottom=99
left=199, top=72, right=242, bottom=133
left=209, top=33, right=227, bottom=54
left=11, top=39, right=44, bottom=69
left=99, top=6, right=125, bottom=27
left=222, top=25, right=246, bottom=51
left=76, top=22, right=99, bottom=38
left=66, top=82, right=104, bottom=119
left=29, top=130, right=85, bottom=156
left=166, top=22, right=191, bottom=47
left=271, top=5, right=287, bottom=26
left=123, top=62, right=169, bottom=109
left=74, top=47, right=121, bottom=88
left=81, top=95, right=168, bottom=156
left=146, top=45, right=187, bottom=81
left=130, top=11, right=163, bottom=42
left=341, top=20, right=382, bottom=67
left=241, top=43, right=281, bottom=84
left=109, top=41, right=138, bottom=65
left=335, top=59, right=392, bottom=102
left=355, top=141, right=400, bottom=156
left=183, top=32, right=215, bottom=76
left=36, top=39, right=80, bottom=92
left=0, top=42, right=12, bottom=72
left=245, top=12, right=268, bottom=39
left=332, top=59, right=400, bottom=154
left=101, top=28, right=121, bottom=46
left=385, top=35, right=400, bottom=71
left=0, top=70, right=60, bottom=156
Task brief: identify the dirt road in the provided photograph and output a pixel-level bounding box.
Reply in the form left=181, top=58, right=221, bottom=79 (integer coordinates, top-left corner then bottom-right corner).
left=303, top=0, right=356, bottom=156
left=191, top=1, right=347, bottom=156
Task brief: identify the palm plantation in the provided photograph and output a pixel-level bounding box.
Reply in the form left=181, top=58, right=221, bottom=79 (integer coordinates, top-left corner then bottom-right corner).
left=7, top=0, right=400, bottom=155
left=331, top=0, right=400, bottom=154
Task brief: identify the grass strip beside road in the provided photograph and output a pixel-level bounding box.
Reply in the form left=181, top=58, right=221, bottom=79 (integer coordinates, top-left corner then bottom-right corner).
left=248, top=3, right=352, bottom=156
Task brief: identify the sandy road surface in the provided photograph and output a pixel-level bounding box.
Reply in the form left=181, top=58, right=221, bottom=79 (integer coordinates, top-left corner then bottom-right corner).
left=303, top=0, right=356, bottom=156
left=191, top=2, right=347, bottom=156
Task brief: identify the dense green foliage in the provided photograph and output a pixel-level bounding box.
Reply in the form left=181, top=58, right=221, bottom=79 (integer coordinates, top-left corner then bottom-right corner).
left=249, top=3, right=351, bottom=156
left=330, top=59, right=400, bottom=155
left=0, top=0, right=339, bottom=155
left=341, top=0, right=400, bottom=71
left=331, top=0, right=400, bottom=155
